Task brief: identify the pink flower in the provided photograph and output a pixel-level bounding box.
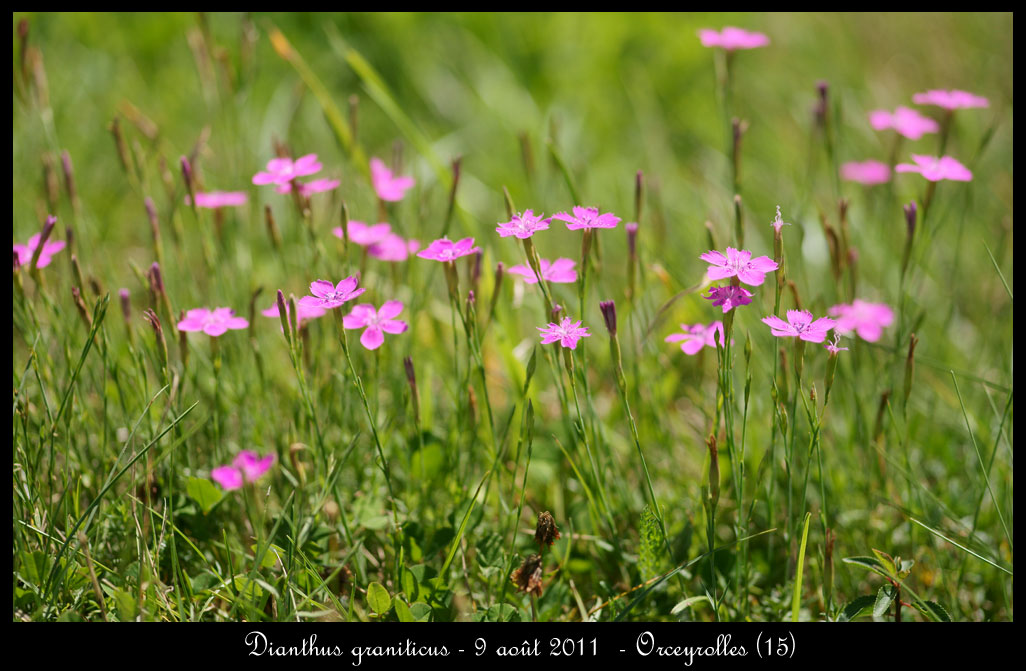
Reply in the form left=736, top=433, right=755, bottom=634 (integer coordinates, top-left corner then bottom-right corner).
left=261, top=301, right=327, bottom=327
left=770, top=205, right=791, bottom=234
left=177, top=307, right=249, bottom=337
left=895, top=155, right=972, bottom=182
left=552, top=206, right=621, bottom=231
left=828, top=299, right=894, bottom=342
left=700, top=247, right=778, bottom=286
left=367, top=233, right=420, bottom=262
left=869, top=106, right=939, bottom=141
left=665, top=322, right=725, bottom=355
left=13, top=234, right=65, bottom=269
left=538, top=317, right=591, bottom=350
left=333, top=221, right=392, bottom=247
left=698, top=27, right=770, bottom=50
left=277, top=178, right=341, bottom=197
left=252, top=154, right=322, bottom=186
left=824, top=333, right=849, bottom=354
left=840, top=160, right=892, bottom=185
left=187, top=191, right=249, bottom=208
left=298, top=277, right=366, bottom=310
left=912, top=89, right=989, bottom=110
left=211, top=450, right=275, bottom=491
left=761, top=310, right=836, bottom=343
left=496, top=210, right=551, bottom=238
left=704, top=285, right=753, bottom=313
left=342, top=300, right=409, bottom=350
left=370, top=157, right=415, bottom=202
left=416, top=237, right=480, bottom=262
left=507, top=258, right=578, bottom=284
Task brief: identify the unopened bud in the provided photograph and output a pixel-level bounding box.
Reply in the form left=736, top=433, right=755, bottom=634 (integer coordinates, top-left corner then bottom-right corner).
left=265, top=205, right=282, bottom=250
left=634, top=170, right=644, bottom=223
left=903, top=201, right=917, bottom=239
left=71, top=287, right=92, bottom=328
left=599, top=300, right=617, bottom=336
left=143, top=309, right=168, bottom=376
left=119, top=288, right=131, bottom=321
left=707, top=433, right=720, bottom=508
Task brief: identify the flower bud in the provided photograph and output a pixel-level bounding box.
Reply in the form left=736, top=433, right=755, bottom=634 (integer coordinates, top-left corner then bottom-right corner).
left=903, top=333, right=919, bottom=407
left=599, top=300, right=617, bottom=337
left=511, top=553, right=544, bottom=596
left=706, top=433, right=720, bottom=508
left=265, top=204, right=282, bottom=250
left=143, top=309, right=168, bottom=377
left=275, top=289, right=292, bottom=347
left=61, top=150, right=79, bottom=212
left=71, top=287, right=92, bottom=328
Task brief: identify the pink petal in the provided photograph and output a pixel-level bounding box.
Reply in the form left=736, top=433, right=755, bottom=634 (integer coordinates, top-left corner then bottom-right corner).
left=310, top=280, right=334, bottom=298
left=380, top=319, right=408, bottom=335
left=211, top=466, right=243, bottom=491
left=377, top=300, right=404, bottom=320
left=360, top=326, right=385, bottom=350
left=204, top=323, right=229, bottom=337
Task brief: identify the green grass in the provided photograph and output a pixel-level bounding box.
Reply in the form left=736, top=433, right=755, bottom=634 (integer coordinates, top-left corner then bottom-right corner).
left=12, top=12, right=1012, bottom=622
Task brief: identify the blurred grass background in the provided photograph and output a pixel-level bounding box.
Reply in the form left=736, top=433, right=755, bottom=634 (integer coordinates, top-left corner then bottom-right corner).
left=13, top=12, right=1013, bottom=621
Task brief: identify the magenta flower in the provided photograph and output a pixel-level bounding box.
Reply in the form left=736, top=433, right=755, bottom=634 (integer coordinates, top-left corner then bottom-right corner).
left=912, top=89, right=989, bottom=110
left=869, top=106, right=940, bottom=141
left=552, top=206, right=621, bottom=231
left=261, top=301, right=326, bottom=327
left=416, top=237, right=480, bottom=262
left=761, top=310, right=836, bottom=343
left=824, top=333, right=849, bottom=354
left=704, top=285, right=754, bottom=313
left=187, top=191, right=248, bottom=208
left=698, top=27, right=769, bottom=50
left=895, top=155, right=972, bottom=182
left=177, top=307, right=249, bottom=337
left=13, top=233, right=65, bottom=269
left=828, top=299, right=894, bottom=342
left=840, top=160, right=892, bottom=185
left=211, top=450, right=275, bottom=491
left=342, top=300, right=409, bottom=350
left=700, top=247, right=778, bottom=286
left=367, top=233, right=420, bottom=262
left=332, top=221, right=392, bottom=247
left=252, top=154, right=322, bottom=186
left=538, top=317, right=591, bottom=350
left=298, top=277, right=366, bottom=310
left=507, top=258, right=578, bottom=284
left=496, top=210, right=551, bottom=239
left=370, top=157, right=415, bottom=202
left=278, top=178, right=341, bottom=197
left=665, top=322, right=725, bottom=355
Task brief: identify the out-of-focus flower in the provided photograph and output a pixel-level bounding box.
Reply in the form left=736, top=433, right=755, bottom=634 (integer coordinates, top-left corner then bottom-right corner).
left=367, top=233, right=421, bottom=261
left=261, top=301, right=326, bottom=327
left=840, top=160, right=891, bottom=185
left=506, top=258, right=577, bottom=284
left=177, top=307, right=249, bottom=337
left=552, top=206, right=621, bottom=231
left=211, top=450, right=275, bottom=491
left=370, top=157, right=415, bottom=202
left=828, top=299, right=894, bottom=342
left=895, top=155, right=972, bottom=182
left=186, top=191, right=248, bottom=208
left=665, top=322, right=725, bottom=355
left=253, top=154, right=322, bottom=186
left=912, top=89, right=989, bottom=110
left=333, top=221, right=392, bottom=247
left=698, top=26, right=770, bottom=50
left=869, top=106, right=940, bottom=140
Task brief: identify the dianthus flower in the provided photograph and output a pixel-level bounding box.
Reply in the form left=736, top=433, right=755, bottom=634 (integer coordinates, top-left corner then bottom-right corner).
left=704, top=285, right=754, bottom=313
left=538, top=317, right=591, bottom=350
left=761, top=310, right=835, bottom=343
left=824, top=333, right=849, bottom=354
left=912, top=89, right=989, bottom=110
left=367, top=233, right=421, bottom=261
left=700, top=247, right=778, bottom=286
left=278, top=178, right=341, bottom=197
left=13, top=231, right=65, bottom=269
left=188, top=191, right=248, bottom=208
left=665, top=322, right=725, bottom=355
left=177, top=307, right=249, bottom=337
left=416, top=237, right=480, bottom=262
left=252, top=154, right=322, bottom=186
left=552, top=206, right=621, bottom=231
left=342, top=301, right=409, bottom=350
left=298, top=277, right=366, bottom=310
left=869, top=106, right=939, bottom=140
left=895, top=155, right=972, bottom=182
left=261, top=301, right=326, bottom=327
left=333, top=221, right=392, bottom=247
left=828, top=299, right=894, bottom=342
left=211, top=450, right=275, bottom=491
left=507, top=258, right=577, bottom=284
left=840, top=160, right=892, bottom=185
left=698, top=26, right=769, bottom=50
left=496, top=210, right=551, bottom=238
left=371, top=157, right=415, bottom=202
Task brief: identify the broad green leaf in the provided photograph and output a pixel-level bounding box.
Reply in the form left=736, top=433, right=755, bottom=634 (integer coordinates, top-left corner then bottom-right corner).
left=394, top=598, right=414, bottom=622
left=842, top=556, right=893, bottom=580
left=250, top=543, right=285, bottom=569
left=186, top=477, right=223, bottom=514
left=873, top=584, right=896, bottom=618
left=839, top=595, right=877, bottom=621
left=871, top=549, right=896, bottom=576
left=367, top=581, right=391, bottom=615
left=914, top=600, right=952, bottom=622
left=409, top=602, right=432, bottom=622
